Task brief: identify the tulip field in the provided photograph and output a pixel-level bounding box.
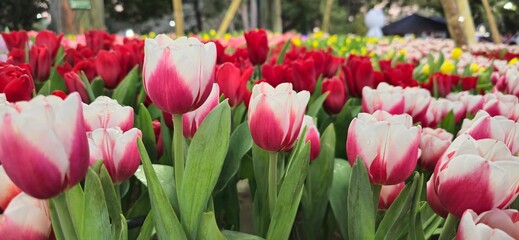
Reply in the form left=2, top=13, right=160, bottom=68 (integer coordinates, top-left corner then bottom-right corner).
left=1, top=29, right=519, bottom=240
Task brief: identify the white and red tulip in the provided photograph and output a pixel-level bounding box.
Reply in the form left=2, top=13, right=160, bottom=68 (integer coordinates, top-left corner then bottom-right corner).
left=419, top=127, right=453, bottom=171
left=378, top=182, right=405, bottom=210
left=362, top=83, right=405, bottom=115
left=182, top=84, right=220, bottom=139
left=0, top=193, right=52, bottom=240
left=456, top=209, right=519, bottom=240
left=83, top=96, right=134, bottom=132
left=300, top=115, right=321, bottom=161
left=0, top=166, right=21, bottom=211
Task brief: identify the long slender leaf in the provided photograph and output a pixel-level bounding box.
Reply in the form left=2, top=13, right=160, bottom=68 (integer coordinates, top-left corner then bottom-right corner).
left=138, top=103, right=157, bottom=162
left=196, top=211, right=226, bottom=240
left=113, top=66, right=139, bottom=107
left=251, top=144, right=271, bottom=237
left=329, top=159, right=352, bottom=239
left=82, top=168, right=111, bottom=240
left=222, top=230, right=265, bottom=240
left=347, top=159, right=375, bottom=240
left=136, top=213, right=154, bottom=240
left=307, top=92, right=329, bottom=117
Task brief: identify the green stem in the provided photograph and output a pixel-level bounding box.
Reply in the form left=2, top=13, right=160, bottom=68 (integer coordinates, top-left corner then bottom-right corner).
left=268, top=151, right=278, bottom=216
left=371, top=184, right=382, bottom=213
left=439, top=213, right=459, bottom=240
left=173, top=114, right=184, bottom=198
left=50, top=194, right=78, bottom=239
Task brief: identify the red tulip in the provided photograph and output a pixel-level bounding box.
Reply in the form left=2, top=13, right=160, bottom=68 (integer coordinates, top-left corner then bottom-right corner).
left=1, top=31, right=28, bottom=51
left=6, top=48, right=25, bottom=65
left=88, top=127, right=142, bottom=183
left=29, top=45, right=51, bottom=81
left=452, top=75, right=478, bottom=91
left=0, top=193, right=52, bottom=239
left=347, top=110, right=421, bottom=185
left=323, top=52, right=342, bottom=78
left=34, top=30, right=63, bottom=61
left=384, top=63, right=418, bottom=88
left=216, top=62, right=254, bottom=107
left=322, top=76, right=348, bottom=115
left=262, top=63, right=287, bottom=87
left=51, top=90, right=68, bottom=99
left=287, top=58, right=317, bottom=93
left=423, top=72, right=452, bottom=97
left=301, top=115, right=320, bottom=161
left=342, top=54, right=380, bottom=97
left=73, top=59, right=97, bottom=81
left=182, top=84, right=220, bottom=139
left=429, top=134, right=519, bottom=217
left=83, top=96, right=134, bottom=132
left=95, top=50, right=122, bottom=89
left=244, top=29, right=268, bottom=65
left=62, top=71, right=90, bottom=103
left=248, top=82, right=310, bottom=152
left=0, top=93, right=89, bottom=199
left=0, top=166, right=22, bottom=211
left=306, top=50, right=325, bottom=77
left=0, top=62, right=35, bottom=102
left=144, top=35, right=216, bottom=114
left=378, top=182, right=405, bottom=210
left=362, top=82, right=405, bottom=115
left=419, top=127, right=452, bottom=171
left=84, top=30, right=114, bottom=54
left=456, top=209, right=519, bottom=240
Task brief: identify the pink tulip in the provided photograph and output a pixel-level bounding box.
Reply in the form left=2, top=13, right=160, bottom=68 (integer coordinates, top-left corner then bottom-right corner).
left=482, top=92, right=519, bottom=120
left=419, top=127, right=453, bottom=171
left=88, top=127, right=142, bottom=183
left=83, top=96, right=134, bottom=132
left=402, top=86, right=431, bottom=122
left=429, top=134, right=519, bottom=217
left=248, top=82, right=310, bottom=152
left=347, top=110, right=421, bottom=185
left=456, top=209, right=519, bottom=240
left=301, top=115, right=321, bottom=161
left=144, top=35, right=216, bottom=114
left=426, top=178, right=448, bottom=217
left=362, top=83, right=405, bottom=114
left=0, top=193, right=51, bottom=240
left=0, top=93, right=89, bottom=199
left=421, top=98, right=466, bottom=128
left=182, top=84, right=220, bottom=139
left=0, top=166, right=21, bottom=211
left=378, top=182, right=405, bottom=210
left=446, top=91, right=484, bottom=116
left=459, top=110, right=519, bottom=155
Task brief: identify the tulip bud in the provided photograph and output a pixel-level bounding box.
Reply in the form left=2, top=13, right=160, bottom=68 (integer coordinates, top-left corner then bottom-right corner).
left=215, top=63, right=253, bottom=107
left=287, top=58, right=317, bottom=93
left=0, top=62, right=35, bottom=102
left=419, top=127, right=453, bottom=171
left=0, top=166, right=22, bottom=211
left=430, top=134, right=519, bottom=217
left=95, top=50, right=123, bottom=89
left=0, top=193, right=52, bottom=239
left=301, top=115, right=320, bottom=161
left=362, top=83, right=405, bottom=115
left=144, top=35, right=216, bottom=114
left=322, top=76, right=347, bottom=115
left=29, top=44, right=52, bottom=82
left=88, top=127, right=142, bottom=183
left=248, top=82, right=310, bottom=152
left=244, top=29, right=269, bottom=65
left=34, top=30, right=63, bottom=61
left=62, top=71, right=90, bottom=103
left=347, top=110, right=421, bottom=185
left=1, top=31, right=28, bottom=51
left=261, top=63, right=287, bottom=87
left=378, top=182, right=405, bottom=210
left=456, top=209, right=519, bottom=240
left=83, top=96, right=134, bottom=132
left=0, top=93, right=89, bottom=199
left=183, top=84, right=220, bottom=139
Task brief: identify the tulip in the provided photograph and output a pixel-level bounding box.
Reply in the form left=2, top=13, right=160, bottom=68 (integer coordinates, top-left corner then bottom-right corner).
left=51, top=90, right=68, bottom=99
left=0, top=93, right=89, bottom=199
left=384, top=63, right=418, bottom=88
left=423, top=72, right=452, bottom=97
left=34, top=30, right=63, bottom=61
left=152, top=120, right=164, bottom=158
left=215, top=62, right=253, bottom=107
left=426, top=179, right=448, bottom=217
left=446, top=91, right=484, bottom=116
left=143, top=35, right=216, bottom=114
left=84, top=30, right=114, bottom=54
left=6, top=48, right=25, bottom=65
left=62, top=71, right=90, bottom=103
left=322, top=76, right=348, bottom=115
left=287, top=58, right=317, bottom=93
left=248, top=82, right=310, bottom=152
left=88, top=127, right=142, bottom=183
left=458, top=110, right=519, bottom=155
left=262, top=63, right=287, bottom=87
left=183, top=84, right=220, bottom=139
left=346, top=110, right=421, bottom=185
left=83, top=96, right=134, bottom=132
left=402, top=86, right=431, bottom=122
left=0, top=63, right=35, bottom=102
left=0, top=193, right=52, bottom=239
left=29, top=45, right=52, bottom=82
left=301, top=115, right=320, bottom=161
left=323, top=51, right=342, bottom=78
left=306, top=50, right=325, bottom=77
left=342, top=54, right=380, bottom=97
left=1, top=31, right=28, bottom=51
left=95, top=50, right=122, bottom=89
left=482, top=92, right=519, bottom=120
left=456, top=209, right=519, bottom=240
left=244, top=29, right=268, bottom=65
left=430, top=134, right=519, bottom=217
left=452, top=75, right=478, bottom=91
left=378, top=182, right=405, bottom=210
left=419, top=127, right=452, bottom=171
left=362, top=83, right=405, bottom=115
left=421, top=98, right=466, bottom=128
left=73, top=59, right=98, bottom=82
left=0, top=166, right=22, bottom=211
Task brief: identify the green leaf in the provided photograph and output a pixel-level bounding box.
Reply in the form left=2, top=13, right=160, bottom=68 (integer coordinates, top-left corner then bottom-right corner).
left=54, top=46, right=65, bottom=66
left=329, top=159, right=352, bottom=239
left=307, top=92, right=329, bottom=118
left=222, top=230, right=265, bottom=240
left=112, top=66, right=139, bottom=107
left=64, top=184, right=84, bottom=236
left=215, top=121, right=253, bottom=192
left=251, top=144, right=271, bottom=237
left=38, top=67, right=67, bottom=95
left=136, top=213, right=154, bottom=240
left=98, top=165, right=124, bottom=239
left=91, top=78, right=105, bottom=98
left=301, top=124, right=336, bottom=239
left=438, top=110, right=456, bottom=135
left=138, top=139, right=187, bottom=240
left=49, top=199, right=66, bottom=240
left=409, top=174, right=425, bottom=240
left=196, top=212, right=226, bottom=240
left=160, top=115, right=173, bottom=165
left=266, top=144, right=310, bottom=240
left=347, top=159, right=375, bottom=240
left=79, top=71, right=96, bottom=102
left=118, top=214, right=128, bottom=240
left=276, top=39, right=292, bottom=64
left=179, top=101, right=231, bottom=239
left=82, top=168, right=111, bottom=240
left=138, top=103, right=157, bottom=162
left=134, top=164, right=178, bottom=213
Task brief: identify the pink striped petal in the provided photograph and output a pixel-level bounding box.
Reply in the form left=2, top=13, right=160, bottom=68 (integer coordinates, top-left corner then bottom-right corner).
left=112, top=128, right=142, bottom=183
left=0, top=193, right=51, bottom=240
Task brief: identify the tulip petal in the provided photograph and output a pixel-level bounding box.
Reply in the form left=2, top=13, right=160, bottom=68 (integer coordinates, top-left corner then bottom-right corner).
left=112, top=128, right=141, bottom=183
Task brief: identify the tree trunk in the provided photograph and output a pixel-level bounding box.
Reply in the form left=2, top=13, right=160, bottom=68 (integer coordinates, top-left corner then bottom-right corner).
left=481, top=0, right=501, bottom=43
left=172, top=0, right=184, bottom=36
left=272, top=0, right=282, bottom=32
left=440, top=0, right=467, bottom=46
left=250, top=0, right=257, bottom=29
left=89, top=0, right=105, bottom=30
left=193, top=0, right=203, bottom=32
left=216, top=0, right=242, bottom=38
left=456, top=0, right=476, bottom=46
left=61, top=0, right=75, bottom=34
left=240, top=0, right=250, bottom=31
left=322, top=0, right=334, bottom=33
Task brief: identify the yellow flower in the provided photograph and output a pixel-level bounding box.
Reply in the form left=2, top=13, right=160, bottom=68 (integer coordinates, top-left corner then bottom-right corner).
left=149, top=32, right=157, bottom=38
left=311, top=40, right=319, bottom=49
left=399, top=49, right=407, bottom=56
left=422, top=64, right=430, bottom=75
left=440, top=60, right=455, bottom=74
left=292, top=37, right=302, bottom=47
left=361, top=47, right=367, bottom=56
left=314, top=31, right=323, bottom=38
left=327, top=35, right=337, bottom=45
left=469, top=63, right=479, bottom=73
left=369, top=51, right=376, bottom=57
left=509, top=58, right=519, bottom=65
left=350, top=49, right=358, bottom=55
left=451, top=47, right=463, bottom=60
left=478, top=67, right=487, bottom=74
left=201, top=33, right=210, bottom=41
left=224, top=33, right=231, bottom=40
left=209, top=29, right=216, bottom=36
